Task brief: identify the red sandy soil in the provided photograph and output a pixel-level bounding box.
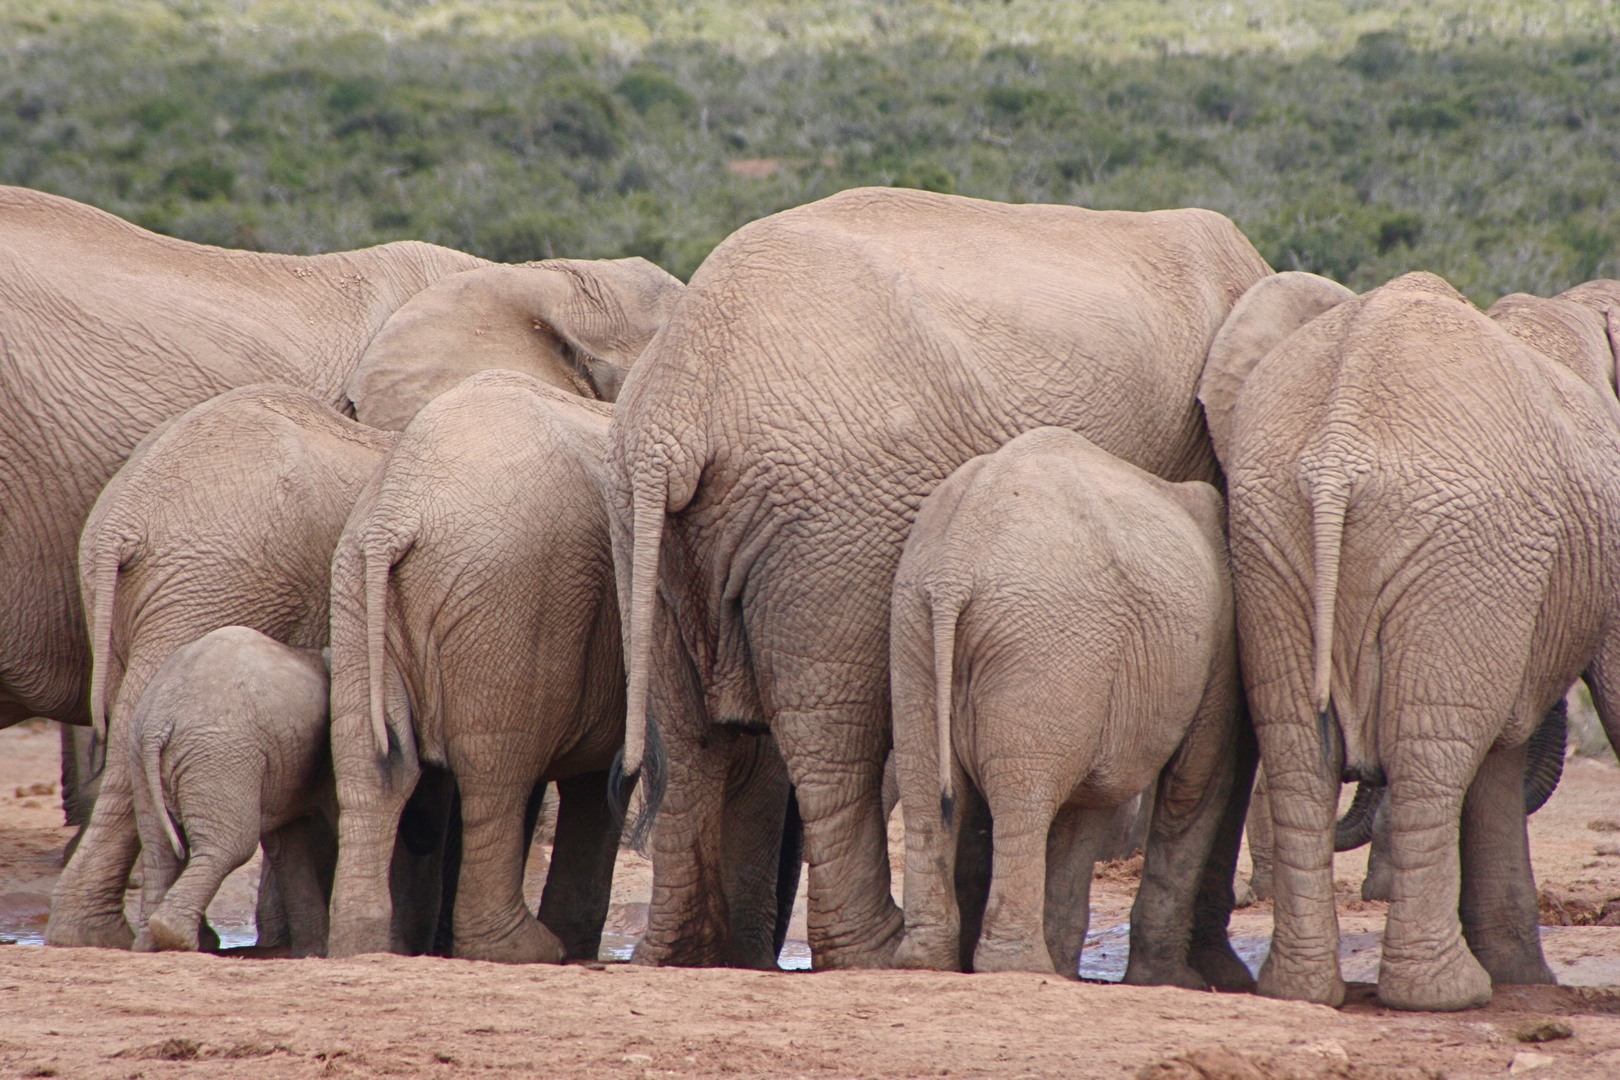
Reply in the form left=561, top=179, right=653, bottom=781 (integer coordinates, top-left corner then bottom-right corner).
left=4, top=718, right=1620, bottom=1079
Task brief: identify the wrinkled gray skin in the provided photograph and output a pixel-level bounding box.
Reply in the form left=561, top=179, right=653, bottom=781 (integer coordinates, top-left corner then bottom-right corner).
left=0, top=186, right=485, bottom=738
left=325, top=372, right=630, bottom=963
left=47, top=386, right=394, bottom=950
left=131, top=627, right=335, bottom=956
left=891, top=428, right=1250, bottom=989
left=1209, top=271, right=1620, bottom=1011
left=609, top=187, right=1272, bottom=969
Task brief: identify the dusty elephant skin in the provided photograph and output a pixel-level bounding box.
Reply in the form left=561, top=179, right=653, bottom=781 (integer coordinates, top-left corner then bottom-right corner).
left=609, top=186, right=1272, bottom=971
left=0, top=187, right=486, bottom=737
left=1213, top=270, right=1620, bottom=1011
left=130, top=627, right=336, bottom=957
left=890, top=427, right=1252, bottom=991
left=325, top=371, right=630, bottom=965
left=46, top=385, right=395, bottom=951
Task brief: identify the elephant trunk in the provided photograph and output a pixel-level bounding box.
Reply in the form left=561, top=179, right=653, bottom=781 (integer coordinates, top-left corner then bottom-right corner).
left=1333, top=779, right=1383, bottom=852
left=927, top=587, right=966, bottom=826
left=1523, top=698, right=1568, bottom=815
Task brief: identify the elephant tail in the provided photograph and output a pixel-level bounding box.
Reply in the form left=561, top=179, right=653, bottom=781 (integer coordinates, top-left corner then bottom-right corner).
left=87, top=532, right=135, bottom=744
left=929, top=587, right=967, bottom=827
left=139, top=721, right=185, bottom=860
left=622, top=462, right=669, bottom=781
left=362, top=530, right=409, bottom=762
left=1308, top=471, right=1354, bottom=766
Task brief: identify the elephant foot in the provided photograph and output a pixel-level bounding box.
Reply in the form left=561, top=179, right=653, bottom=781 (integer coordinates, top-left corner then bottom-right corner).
left=454, top=917, right=564, bottom=965
left=1378, top=940, right=1492, bottom=1012
left=199, top=921, right=221, bottom=954
left=132, top=927, right=156, bottom=953
left=1189, top=937, right=1257, bottom=993
left=146, top=909, right=201, bottom=952
left=894, top=928, right=964, bottom=972
left=44, top=908, right=134, bottom=950
left=721, top=933, right=783, bottom=971
left=1256, top=950, right=1347, bottom=1007
left=973, top=937, right=1057, bottom=976
left=1122, top=954, right=1211, bottom=992
left=326, top=911, right=393, bottom=959
left=808, top=906, right=903, bottom=971
left=1472, top=940, right=1556, bottom=987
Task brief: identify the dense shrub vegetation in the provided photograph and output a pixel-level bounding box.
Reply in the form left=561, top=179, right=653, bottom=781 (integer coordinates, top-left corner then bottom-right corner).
left=2, top=2, right=1616, bottom=301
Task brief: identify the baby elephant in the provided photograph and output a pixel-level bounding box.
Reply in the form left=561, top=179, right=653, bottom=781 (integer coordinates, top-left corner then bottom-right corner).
left=892, top=427, right=1250, bottom=989
left=130, top=626, right=336, bottom=956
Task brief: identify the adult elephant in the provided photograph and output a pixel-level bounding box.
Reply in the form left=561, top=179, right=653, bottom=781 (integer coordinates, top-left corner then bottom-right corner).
left=1, top=185, right=682, bottom=736
left=609, top=187, right=1272, bottom=971
left=0, top=186, right=683, bottom=947
left=1206, top=271, right=1620, bottom=1011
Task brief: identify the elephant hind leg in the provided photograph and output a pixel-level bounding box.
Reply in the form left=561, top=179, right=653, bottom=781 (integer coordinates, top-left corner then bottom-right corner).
left=1459, top=740, right=1554, bottom=985
left=148, top=827, right=260, bottom=952
left=971, top=772, right=1066, bottom=975
left=46, top=720, right=138, bottom=950
left=1376, top=711, right=1495, bottom=1012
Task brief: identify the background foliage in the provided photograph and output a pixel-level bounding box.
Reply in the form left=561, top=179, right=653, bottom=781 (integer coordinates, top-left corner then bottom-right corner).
left=2, top=1, right=1617, bottom=300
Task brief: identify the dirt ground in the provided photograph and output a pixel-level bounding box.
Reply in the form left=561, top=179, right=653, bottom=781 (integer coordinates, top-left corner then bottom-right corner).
left=4, top=718, right=1620, bottom=1079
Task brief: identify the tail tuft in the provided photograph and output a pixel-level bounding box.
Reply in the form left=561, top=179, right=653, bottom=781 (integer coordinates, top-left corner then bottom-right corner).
left=939, top=790, right=955, bottom=828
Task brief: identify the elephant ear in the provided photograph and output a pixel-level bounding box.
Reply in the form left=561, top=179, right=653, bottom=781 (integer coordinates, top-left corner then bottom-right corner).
left=1487, top=292, right=1616, bottom=396
left=347, top=258, right=683, bottom=430
left=1198, top=272, right=1356, bottom=465
left=1551, top=279, right=1620, bottom=394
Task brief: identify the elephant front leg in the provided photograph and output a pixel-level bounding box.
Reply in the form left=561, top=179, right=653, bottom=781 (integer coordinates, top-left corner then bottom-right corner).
left=775, top=706, right=904, bottom=970
left=1042, top=806, right=1111, bottom=979
left=634, top=720, right=732, bottom=966
left=1245, top=768, right=1275, bottom=902
left=1459, top=740, right=1554, bottom=986
left=719, top=733, right=793, bottom=970
left=262, top=817, right=333, bottom=958
left=1187, top=717, right=1259, bottom=993
left=1128, top=682, right=1254, bottom=992
left=46, top=720, right=138, bottom=949
left=1252, top=718, right=1345, bottom=1007
left=538, top=771, right=623, bottom=962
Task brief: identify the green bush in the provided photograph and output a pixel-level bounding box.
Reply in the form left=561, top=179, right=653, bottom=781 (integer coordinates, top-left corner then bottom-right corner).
left=0, top=4, right=1614, bottom=304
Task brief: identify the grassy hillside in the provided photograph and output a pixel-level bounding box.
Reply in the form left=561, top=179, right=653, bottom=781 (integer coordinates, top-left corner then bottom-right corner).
left=2, top=1, right=1616, bottom=301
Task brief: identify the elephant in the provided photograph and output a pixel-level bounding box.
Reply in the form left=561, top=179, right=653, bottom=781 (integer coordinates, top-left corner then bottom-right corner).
left=0, top=185, right=479, bottom=737
left=324, top=371, right=632, bottom=964
left=130, top=627, right=336, bottom=956
left=890, top=427, right=1249, bottom=989
left=608, top=186, right=1272, bottom=970
left=47, top=385, right=394, bottom=950
left=0, top=183, right=681, bottom=737
left=1205, top=270, right=1620, bottom=1011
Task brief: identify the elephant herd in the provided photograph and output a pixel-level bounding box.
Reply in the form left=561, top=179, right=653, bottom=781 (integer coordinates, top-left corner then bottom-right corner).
left=3, top=182, right=1616, bottom=1014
